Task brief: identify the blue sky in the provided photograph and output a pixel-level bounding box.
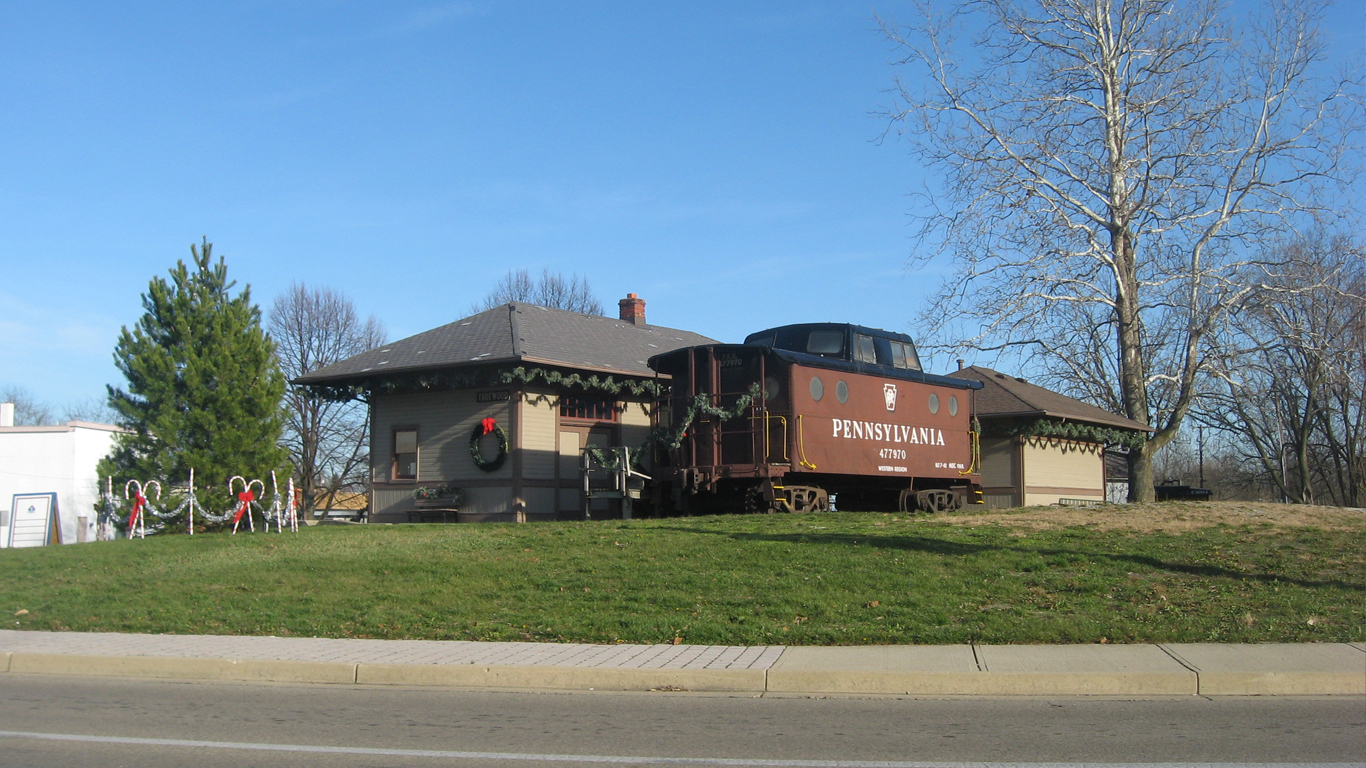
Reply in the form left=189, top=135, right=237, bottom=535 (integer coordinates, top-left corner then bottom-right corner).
left=2, top=1, right=1361, bottom=413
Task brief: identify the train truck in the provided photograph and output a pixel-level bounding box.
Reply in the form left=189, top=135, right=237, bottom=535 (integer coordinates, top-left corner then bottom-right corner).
left=646, top=323, right=984, bottom=514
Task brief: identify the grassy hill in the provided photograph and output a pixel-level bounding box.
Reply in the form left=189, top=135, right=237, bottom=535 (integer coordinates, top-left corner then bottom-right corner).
left=3, top=502, right=1361, bottom=645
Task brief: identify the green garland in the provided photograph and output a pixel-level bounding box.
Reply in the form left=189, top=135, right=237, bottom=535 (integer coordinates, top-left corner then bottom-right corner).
left=470, top=421, right=509, bottom=472
left=311, top=365, right=664, bottom=401
left=500, top=366, right=662, bottom=397
left=981, top=416, right=1148, bottom=450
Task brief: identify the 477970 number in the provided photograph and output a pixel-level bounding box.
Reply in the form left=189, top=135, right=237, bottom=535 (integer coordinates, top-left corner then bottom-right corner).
left=878, top=448, right=906, bottom=460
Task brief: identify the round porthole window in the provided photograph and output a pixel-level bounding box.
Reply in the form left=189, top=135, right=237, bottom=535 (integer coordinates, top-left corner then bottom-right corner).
left=809, top=376, right=824, bottom=401
left=948, top=395, right=959, bottom=417
left=764, top=376, right=781, bottom=402
left=836, top=380, right=849, bottom=404
left=928, top=392, right=940, bottom=414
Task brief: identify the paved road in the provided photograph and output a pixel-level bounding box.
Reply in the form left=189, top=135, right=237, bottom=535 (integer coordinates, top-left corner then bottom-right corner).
left=0, top=675, right=1361, bottom=767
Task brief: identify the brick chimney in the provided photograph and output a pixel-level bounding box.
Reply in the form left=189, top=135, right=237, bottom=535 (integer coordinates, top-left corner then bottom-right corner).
left=618, top=293, right=646, bottom=325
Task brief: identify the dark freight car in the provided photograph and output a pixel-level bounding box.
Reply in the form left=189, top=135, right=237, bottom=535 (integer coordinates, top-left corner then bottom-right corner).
left=647, top=323, right=984, bottom=514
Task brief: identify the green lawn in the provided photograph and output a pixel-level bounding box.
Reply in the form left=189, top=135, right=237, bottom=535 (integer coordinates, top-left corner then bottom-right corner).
left=2, top=508, right=1361, bottom=645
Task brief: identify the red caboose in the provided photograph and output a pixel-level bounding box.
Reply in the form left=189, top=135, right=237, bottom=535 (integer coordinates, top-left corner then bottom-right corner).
left=648, top=323, right=984, bottom=514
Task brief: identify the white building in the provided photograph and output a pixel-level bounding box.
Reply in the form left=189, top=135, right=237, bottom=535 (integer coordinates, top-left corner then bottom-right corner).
left=0, top=402, right=124, bottom=546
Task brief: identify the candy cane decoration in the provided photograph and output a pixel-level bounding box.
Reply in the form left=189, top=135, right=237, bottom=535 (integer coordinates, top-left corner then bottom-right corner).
left=267, top=471, right=281, bottom=533
left=286, top=476, right=299, bottom=532
left=228, top=476, right=265, bottom=534
left=267, top=471, right=299, bottom=533
left=123, top=479, right=162, bottom=540
left=160, top=467, right=211, bottom=535
left=188, top=468, right=196, bottom=535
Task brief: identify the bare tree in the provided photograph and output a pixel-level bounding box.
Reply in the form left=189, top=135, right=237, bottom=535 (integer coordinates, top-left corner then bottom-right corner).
left=881, top=0, right=1358, bottom=500
left=476, top=268, right=604, bottom=315
left=269, top=283, right=386, bottom=519
left=0, top=385, right=55, bottom=426
left=1, top=387, right=124, bottom=426
left=1202, top=231, right=1365, bottom=505
left=61, top=396, right=118, bottom=424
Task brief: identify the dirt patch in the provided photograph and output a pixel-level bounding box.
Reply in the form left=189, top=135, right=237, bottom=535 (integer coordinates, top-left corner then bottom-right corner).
left=936, top=500, right=1366, bottom=532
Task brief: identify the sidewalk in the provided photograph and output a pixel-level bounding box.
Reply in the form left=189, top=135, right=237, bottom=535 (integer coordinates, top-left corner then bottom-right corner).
left=1, top=630, right=1361, bottom=696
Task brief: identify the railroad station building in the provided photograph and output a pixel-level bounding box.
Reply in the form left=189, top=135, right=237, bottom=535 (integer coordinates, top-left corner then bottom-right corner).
left=296, top=295, right=715, bottom=523
left=947, top=366, right=1152, bottom=507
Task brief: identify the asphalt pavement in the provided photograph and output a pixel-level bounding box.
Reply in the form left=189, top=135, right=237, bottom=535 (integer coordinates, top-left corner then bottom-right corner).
left=3, top=674, right=1363, bottom=766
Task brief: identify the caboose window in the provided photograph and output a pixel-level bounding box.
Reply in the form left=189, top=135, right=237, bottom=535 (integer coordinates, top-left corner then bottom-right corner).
left=890, top=342, right=906, bottom=368
left=807, top=330, right=843, bottom=355
left=560, top=395, right=617, bottom=421
left=903, top=342, right=923, bottom=371
left=855, top=334, right=876, bottom=363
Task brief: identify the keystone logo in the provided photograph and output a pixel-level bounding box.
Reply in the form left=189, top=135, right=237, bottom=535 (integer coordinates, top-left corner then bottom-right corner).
left=883, top=383, right=897, bottom=411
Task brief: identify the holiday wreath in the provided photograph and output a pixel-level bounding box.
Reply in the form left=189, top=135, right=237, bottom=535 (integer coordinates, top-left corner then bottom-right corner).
left=470, top=417, right=509, bottom=472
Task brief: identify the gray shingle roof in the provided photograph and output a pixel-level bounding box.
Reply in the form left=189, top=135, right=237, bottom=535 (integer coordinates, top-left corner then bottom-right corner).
left=947, top=366, right=1152, bottom=432
left=295, top=303, right=718, bottom=385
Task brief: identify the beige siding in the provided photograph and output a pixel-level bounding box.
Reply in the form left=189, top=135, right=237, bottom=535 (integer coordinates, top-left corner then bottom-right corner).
left=371, top=390, right=512, bottom=483
left=619, top=399, right=652, bottom=454
left=558, top=431, right=581, bottom=479
left=521, top=390, right=558, bottom=480
left=1022, top=437, right=1105, bottom=505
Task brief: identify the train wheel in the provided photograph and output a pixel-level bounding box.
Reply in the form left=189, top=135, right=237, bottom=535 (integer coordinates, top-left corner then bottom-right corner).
left=785, top=486, right=828, bottom=513
left=913, top=489, right=956, bottom=514
left=808, top=488, right=830, bottom=513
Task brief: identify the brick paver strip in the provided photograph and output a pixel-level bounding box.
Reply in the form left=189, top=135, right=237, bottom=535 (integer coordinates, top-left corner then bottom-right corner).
left=0, top=630, right=784, bottom=670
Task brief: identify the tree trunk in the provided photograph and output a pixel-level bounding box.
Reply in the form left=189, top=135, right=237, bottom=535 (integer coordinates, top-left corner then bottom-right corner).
left=1114, top=227, right=1155, bottom=503
left=1128, top=441, right=1156, bottom=503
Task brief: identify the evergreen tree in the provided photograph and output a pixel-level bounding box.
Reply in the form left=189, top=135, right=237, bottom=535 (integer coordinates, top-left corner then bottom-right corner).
left=100, top=238, right=288, bottom=515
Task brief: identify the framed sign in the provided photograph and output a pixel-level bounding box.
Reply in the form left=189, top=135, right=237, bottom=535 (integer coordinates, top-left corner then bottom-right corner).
left=8, top=493, right=59, bottom=548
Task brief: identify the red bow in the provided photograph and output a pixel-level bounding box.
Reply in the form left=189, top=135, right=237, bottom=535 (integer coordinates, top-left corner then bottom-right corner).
left=129, top=493, right=146, bottom=530
left=231, top=490, right=255, bottom=525
left=481, top=417, right=497, bottom=435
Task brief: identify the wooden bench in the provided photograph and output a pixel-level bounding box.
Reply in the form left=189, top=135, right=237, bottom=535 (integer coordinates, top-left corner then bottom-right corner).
left=407, top=505, right=459, bottom=523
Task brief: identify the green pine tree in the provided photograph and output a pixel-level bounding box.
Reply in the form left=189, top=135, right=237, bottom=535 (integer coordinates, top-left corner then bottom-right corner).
left=100, top=238, right=288, bottom=519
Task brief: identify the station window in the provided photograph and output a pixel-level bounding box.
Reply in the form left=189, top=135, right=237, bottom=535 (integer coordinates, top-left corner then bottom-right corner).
left=393, top=428, right=418, bottom=480
left=560, top=395, right=618, bottom=422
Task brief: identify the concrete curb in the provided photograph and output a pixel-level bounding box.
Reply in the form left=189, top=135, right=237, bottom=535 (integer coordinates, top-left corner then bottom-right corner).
left=1159, top=643, right=1366, bottom=696
left=766, top=644, right=1199, bottom=696
left=9, top=653, right=358, bottom=685
left=356, top=663, right=765, bottom=692
left=1, top=641, right=1361, bottom=696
